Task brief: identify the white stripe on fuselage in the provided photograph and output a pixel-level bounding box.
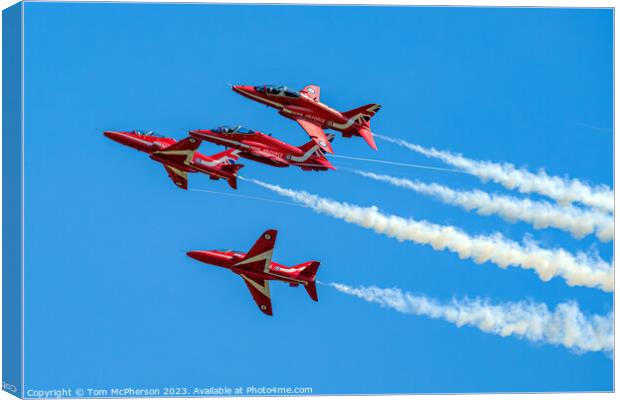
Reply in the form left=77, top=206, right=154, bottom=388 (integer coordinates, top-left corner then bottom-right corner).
left=243, top=91, right=360, bottom=131
left=206, top=133, right=320, bottom=165
left=126, top=136, right=158, bottom=148
left=290, top=148, right=320, bottom=163
left=202, top=135, right=251, bottom=150
left=241, top=91, right=285, bottom=109
left=280, top=107, right=358, bottom=131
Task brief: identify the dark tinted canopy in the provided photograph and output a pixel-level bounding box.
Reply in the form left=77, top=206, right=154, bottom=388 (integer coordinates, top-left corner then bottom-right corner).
left=212, top=125, right=255, bottom=134
left=134, top=130, right=165, bottom=138
left=255, top=85, right=300, bottom=98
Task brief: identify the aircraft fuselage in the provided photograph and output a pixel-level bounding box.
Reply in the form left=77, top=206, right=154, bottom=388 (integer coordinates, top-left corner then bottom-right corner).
left=187, top=250, right=312, bottom=285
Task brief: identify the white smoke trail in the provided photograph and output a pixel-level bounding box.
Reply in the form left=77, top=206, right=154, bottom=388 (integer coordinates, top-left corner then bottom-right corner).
left=374, top=134, right=614, bottom=213
left=356, top=170, right=613, bottom=242
left=251, top=179, right=613, bottom=292
left=328, top=282, right=613, bottom=354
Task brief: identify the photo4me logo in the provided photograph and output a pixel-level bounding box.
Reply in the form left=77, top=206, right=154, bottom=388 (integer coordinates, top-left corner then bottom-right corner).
left=245, top=386, right=313, bottom=395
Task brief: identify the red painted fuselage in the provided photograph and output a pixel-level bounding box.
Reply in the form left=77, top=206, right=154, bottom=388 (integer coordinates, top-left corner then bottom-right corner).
left=187, top=250, right=314, bottom=286
left=187, top=229, right=320, bottom=316
left=104, top=130, right=242, bottom=189
left=232, top=84, right=381, bottom=152
left=189, top=126, right=334, bottom=171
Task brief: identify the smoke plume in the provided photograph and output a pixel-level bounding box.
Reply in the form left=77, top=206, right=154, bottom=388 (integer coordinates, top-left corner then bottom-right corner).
left=328, top=282, right=613, bottom=354
left=251, top=179, right=613, bottom=292
left=374, top=134, right=613, bottom=213
left=356, top=170, right=613, bottom=242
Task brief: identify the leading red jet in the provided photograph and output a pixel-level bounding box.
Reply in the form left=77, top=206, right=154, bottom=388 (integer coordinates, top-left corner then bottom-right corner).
left=104, top=130, right=243, bottom=190
left=187, top=229, right=320, bottom=316
left=232, top=84, right=381, bottom=153
left=189, top=125, right=335, bottom=171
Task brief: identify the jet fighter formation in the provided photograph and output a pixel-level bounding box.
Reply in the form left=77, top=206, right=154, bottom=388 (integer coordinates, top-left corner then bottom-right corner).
left=104, top=83, right=380, bottom=315
left=105, top=84, right=380, bottom=191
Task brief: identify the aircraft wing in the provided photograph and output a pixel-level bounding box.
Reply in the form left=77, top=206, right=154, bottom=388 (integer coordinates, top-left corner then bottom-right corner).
left=152, top=136, right=201, bottom=166
left=239, top=274, right=273, bottom=315
left=232, top=229, right=277, bottom=273
left=162, top=164, right=189, bottom=190
left=295, top=119, right=334, bottom=154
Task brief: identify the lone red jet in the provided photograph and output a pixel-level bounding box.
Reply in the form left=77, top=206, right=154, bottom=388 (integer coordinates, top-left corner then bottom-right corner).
left=232, top=84, right=381, bottom=153
left=189, top=125, right=335, bottom=171
left=104, top=130, right=243, bottom=190
left=187, top=229, right=320, bottom=316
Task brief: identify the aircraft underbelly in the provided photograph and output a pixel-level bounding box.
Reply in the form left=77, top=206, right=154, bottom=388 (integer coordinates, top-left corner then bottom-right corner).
left=241, top=152, right=288, bottom=167
left=191, top=163, right=226, bottom=178
left=233, top=268, right=271, bottom=281
left=152, top=157, right=193, bottom=172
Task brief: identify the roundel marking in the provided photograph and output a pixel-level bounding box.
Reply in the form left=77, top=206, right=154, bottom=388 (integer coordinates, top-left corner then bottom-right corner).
left=176, top=181, right=183, bottom=186
left=264, top=233, right=272, bottom=240
left=319, top=141, right=327, bottom=147
left=189, top=137, right=197, bottom=143
left=260, top=305, right=267, bottom=310
left=307, top=87, right=315, bottom=94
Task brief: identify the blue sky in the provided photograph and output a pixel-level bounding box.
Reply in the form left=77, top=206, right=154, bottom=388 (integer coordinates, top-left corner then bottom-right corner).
left=23, top=3, right=612, bottom=395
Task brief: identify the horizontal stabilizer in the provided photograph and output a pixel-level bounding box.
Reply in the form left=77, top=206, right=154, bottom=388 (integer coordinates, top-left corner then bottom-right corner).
left=221, top=164, right=243, bottom=189
left=342, top=104, right=381, bottom=121
left=358, top=129, right=377, bottom=151
left=211, top=148, right=240, bottom=165
left=304, top=282, right=318, bottom=302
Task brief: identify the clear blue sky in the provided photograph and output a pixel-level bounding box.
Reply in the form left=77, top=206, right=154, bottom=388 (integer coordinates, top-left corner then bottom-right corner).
left=23, top=3, right=612, bottom=394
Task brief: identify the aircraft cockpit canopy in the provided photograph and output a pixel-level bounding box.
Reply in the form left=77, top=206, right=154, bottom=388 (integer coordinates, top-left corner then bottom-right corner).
left=255, top=85, right=301, bottom=98
left=134, top=130, right=165, bottom=138
left=213, top=125, right=255, bottom=134
left=216, top=249, right=241, bottom=254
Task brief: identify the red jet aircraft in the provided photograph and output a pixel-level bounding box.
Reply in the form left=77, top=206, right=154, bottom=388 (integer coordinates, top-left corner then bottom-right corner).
left=104, top=130, right=243, bottom=190
left=189, top=125, right=335, bottom=171
left=232, top=84, right=381, bottom=153
left=187, top=229, right=320, bottom=316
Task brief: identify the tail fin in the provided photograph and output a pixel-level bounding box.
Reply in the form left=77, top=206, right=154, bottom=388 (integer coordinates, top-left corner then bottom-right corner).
left=342, top=103, right=382, bottom=122
left=295, top=261, right=320, bottom=301
left=341, top=104, right=381, bottom=151
left=211, top=148, right=240, bottom=165
left=220, top=164, right=244, bottom=189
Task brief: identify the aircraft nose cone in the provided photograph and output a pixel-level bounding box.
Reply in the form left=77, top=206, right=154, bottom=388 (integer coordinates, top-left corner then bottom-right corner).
left=232, top=85, right=251, bottom=94
left=186, top=250, right=216, bottom=263
left=104, top=131, right=128, bottom=142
